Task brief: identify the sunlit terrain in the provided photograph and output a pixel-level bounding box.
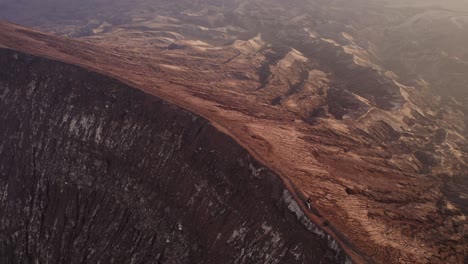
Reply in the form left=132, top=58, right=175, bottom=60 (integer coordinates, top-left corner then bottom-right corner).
left=0, top=1, right=467, bottom=263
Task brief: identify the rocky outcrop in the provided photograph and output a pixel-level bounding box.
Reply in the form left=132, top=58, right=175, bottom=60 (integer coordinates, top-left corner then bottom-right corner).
left=0, top=49, right=351, bottom=263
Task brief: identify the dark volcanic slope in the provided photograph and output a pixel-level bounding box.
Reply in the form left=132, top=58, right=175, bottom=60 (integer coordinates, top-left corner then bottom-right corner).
left=0, top=49, right=350, bottom=263
left=0, top=0, right=468, bottom=263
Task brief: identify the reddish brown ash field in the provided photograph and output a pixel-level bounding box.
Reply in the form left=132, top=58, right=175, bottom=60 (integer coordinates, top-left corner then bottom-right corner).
left=0, top=5, right=467, bottom=261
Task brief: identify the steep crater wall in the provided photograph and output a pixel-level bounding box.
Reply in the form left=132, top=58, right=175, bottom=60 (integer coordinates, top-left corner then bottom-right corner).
left=0, top=49, right=350, bottom=264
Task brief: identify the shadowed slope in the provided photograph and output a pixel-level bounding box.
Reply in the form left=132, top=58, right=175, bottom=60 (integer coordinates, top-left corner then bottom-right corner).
left=0, top=11, right=467, bottom=264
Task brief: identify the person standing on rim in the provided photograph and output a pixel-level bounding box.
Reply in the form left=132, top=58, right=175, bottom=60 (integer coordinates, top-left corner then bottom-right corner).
left=307, top=197, right=312, bottom=210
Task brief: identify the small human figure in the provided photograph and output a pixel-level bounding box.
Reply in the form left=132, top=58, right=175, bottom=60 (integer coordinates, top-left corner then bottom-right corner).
left=307, top=197, right=312, bottom=210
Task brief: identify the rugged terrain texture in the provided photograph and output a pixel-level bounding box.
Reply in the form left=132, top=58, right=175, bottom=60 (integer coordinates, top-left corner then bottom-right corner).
left=0, top=0, right=467, bottom=263
left=0, top=49, right=350, bottom=263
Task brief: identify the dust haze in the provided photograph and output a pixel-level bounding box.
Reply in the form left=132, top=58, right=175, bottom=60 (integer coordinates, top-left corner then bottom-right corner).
left=0, top=0, right=467, bottom=263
